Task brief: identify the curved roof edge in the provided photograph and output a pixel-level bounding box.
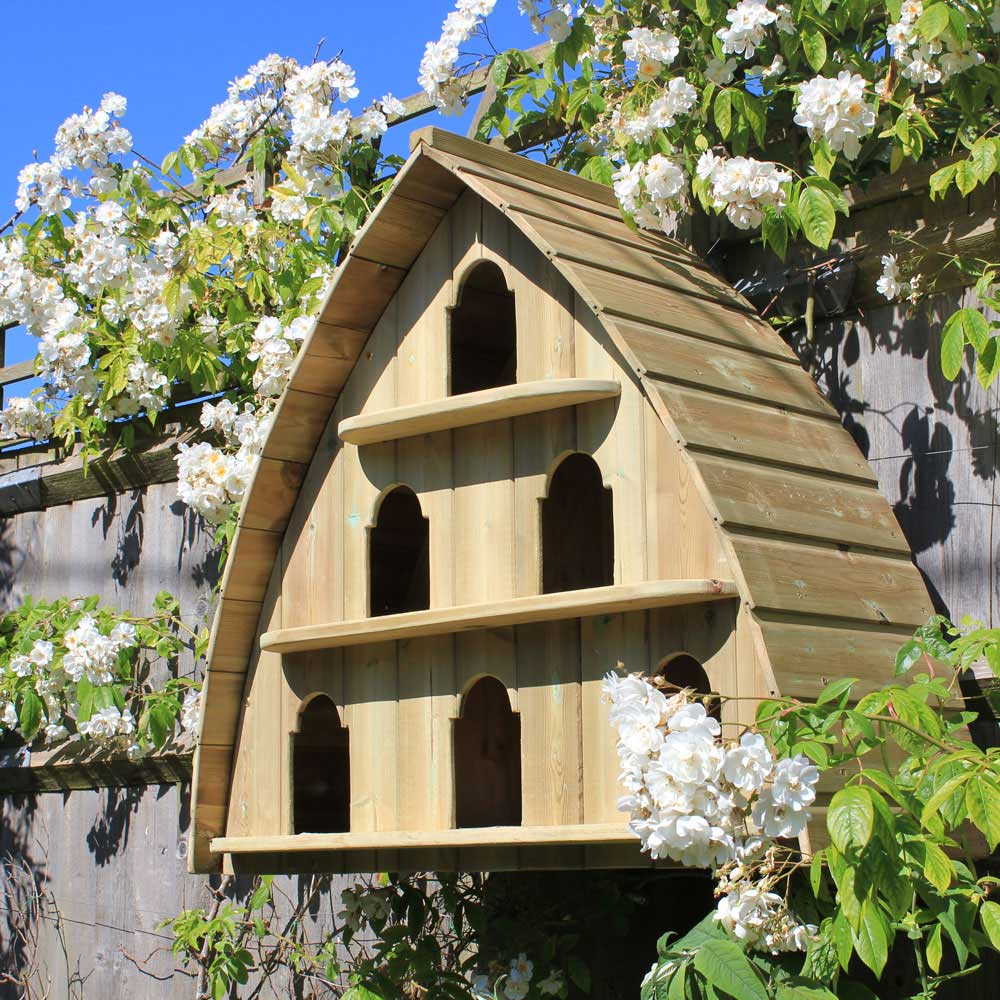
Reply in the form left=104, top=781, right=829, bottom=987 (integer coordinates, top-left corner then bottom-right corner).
left=190, top=128, right=932, bottom=872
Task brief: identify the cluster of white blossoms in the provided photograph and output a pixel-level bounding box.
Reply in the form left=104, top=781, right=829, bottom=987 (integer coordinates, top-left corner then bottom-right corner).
left=63, top=616, right=137, bottom=687
left=0, top=397, right=53, bottom=442
left=696, top=151, right=791, bottom=230
left=78, top=705, right=136, bottom=740
left=717, top=0, right=792, bottom=59
left=623, top=25, right=680, bottom=79
left=613, top=155, right=687, bottom=233
left=876, top=253, right=921, bottom=304
left=501, top=954, right=534, bottom=1000
left=337, top=884, right=394, bottom=932
left=0, top=615, right=140, bottom=745
left=518, top=0, right=575, bottom=43
left=471, top=957, right=566, bottom=999
left=614, top=78, right=698, bottom=142
left=15, top=93, right=132, bottom=215
left=887, top=1, right=985, bottom=85
left=176, top=398, right=272, bottom=523
left=248, top=314, right=311, bottom=397
left=604, top=671, right=819, bottom=952
left=419, top=0, right=498, bottom=114
left=794, top=72, right=875, bottom=160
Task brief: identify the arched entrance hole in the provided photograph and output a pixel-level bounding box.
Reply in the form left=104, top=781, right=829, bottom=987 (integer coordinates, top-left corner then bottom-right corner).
left=369, top=486, right=430, bottom=617
left=454, top=676, right=522, bottom=828
left=656, top=653, right=721, bottom=724
left=541, top=453, right=614, bottom=593
left=293, top=695, right=351, bottom=834
left=450, top=261, right=517, bottom=395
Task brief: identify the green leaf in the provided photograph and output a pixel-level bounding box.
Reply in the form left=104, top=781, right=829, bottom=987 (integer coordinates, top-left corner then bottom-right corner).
left=980, top=900, right=1000, bottom=950
left=798, top=186, right=836, bottom=249
left=926, top=923, right=943, bottom=973
left=18, top=691, right=43, bottom=740
left=692, top=940, right=768, bottom=1000
left=762, top=212, right=788, bottom=259
left=828, top=786, right=875, bottom=852
left=343, top=987, right=384, bottom=1000
left=776, top=984, right=838, bottom=1000
left=961, top=307, right=991, bottom=353
left=917, top=2, right=950, bottom=38
left=940, top=311, right=967, bottom=380
left=966, top=779, right=1000, bottom=849
left=579, top=155, right=614, bottom=187
left=852, top=904, right=890, bottom=976
left=895, top=640, right=923, bottom=676
left=801, top=28, right=828, bottom=71
left=921, top=841, right=953, bottom=892
left=714, top=89, right=733, bottom=139
left=810, top=850, right=824, bottom=899
left=817, top=676, right=857, bottom=705
left=920, top=772, right=968, bottom=828
left=568, top=956, right=591, bottom=993
left=955, top=161, right=979, bottom=196
left=928, top=162, right=958, bottom=199
left=830, top=911, right=854, bottom=971
left=975, top=337, right=1000, bottom=390
left=970, top=138, right=998, bottom=183
left=811, top=141, right=835, bottom=179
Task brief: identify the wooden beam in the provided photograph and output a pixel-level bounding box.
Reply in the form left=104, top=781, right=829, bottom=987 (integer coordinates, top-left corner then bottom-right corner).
left=337, top=378, right=621, bottom=445
left=0, top=432, right=193, bottom=513
left=0, top=742, right=193, bottom=793
left=212, top=821, right=637, bottom=854
left=260, top=579, right=738, bottom=653
left=0, top=358, right=35, bottom=387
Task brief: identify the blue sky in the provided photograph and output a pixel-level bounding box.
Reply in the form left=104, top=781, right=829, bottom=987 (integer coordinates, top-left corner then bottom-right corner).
left=1, top=0, right=535, bottom=368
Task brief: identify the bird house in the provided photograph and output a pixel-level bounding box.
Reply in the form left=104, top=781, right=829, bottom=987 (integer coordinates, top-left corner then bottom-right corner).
left=191, top=129, right=932, bottom=875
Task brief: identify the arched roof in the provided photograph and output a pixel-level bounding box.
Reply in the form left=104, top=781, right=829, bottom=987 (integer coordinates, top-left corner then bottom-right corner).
left=191, top=128, right=932, bottom=871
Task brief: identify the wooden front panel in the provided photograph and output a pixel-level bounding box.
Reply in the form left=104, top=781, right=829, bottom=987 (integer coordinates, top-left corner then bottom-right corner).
left=224, top=189, right=745, bottom=852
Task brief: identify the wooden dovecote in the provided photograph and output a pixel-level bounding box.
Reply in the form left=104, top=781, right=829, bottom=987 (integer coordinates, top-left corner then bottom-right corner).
left=190, top=129, right=933, bottom=875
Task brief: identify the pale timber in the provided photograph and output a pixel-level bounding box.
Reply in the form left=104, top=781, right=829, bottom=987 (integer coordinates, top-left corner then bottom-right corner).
left=212, top=823, right=637, bottom=854
left=337, top=377, right=621, bottom=445
left=260, top=579, right=738, bottom=653
left=192, top=129, right=936, bottom=874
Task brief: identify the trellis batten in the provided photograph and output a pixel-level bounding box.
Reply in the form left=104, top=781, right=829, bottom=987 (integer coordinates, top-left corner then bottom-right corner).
left=191, top=128, right=934, bottom=875
left=260, top=580, right=738, bottom=653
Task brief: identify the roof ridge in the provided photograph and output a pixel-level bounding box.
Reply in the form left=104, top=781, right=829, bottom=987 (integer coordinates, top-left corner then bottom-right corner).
left=409, top=126, right=619, bottom=209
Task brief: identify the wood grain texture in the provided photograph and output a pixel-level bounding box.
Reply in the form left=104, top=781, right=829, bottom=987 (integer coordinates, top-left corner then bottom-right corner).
left=337, top=378, right=620, bottom=445
left=213, top=821, right=637, bottom=854
left=197, top=130, right=935, bottom=872
left=260, top=580, right=738, bottom=653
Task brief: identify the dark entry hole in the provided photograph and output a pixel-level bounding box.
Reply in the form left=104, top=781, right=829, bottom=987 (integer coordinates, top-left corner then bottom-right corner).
left=450, top=261, right=517, bottom=395
left=454, top=676, right=522, bottom=828
left=370, top=486, right=429, bottom=616
left=293, top=696, right=350, bottom=834
left=657, top=654, right=720, bottom=723
left=542, top=453, right=614, bottom=593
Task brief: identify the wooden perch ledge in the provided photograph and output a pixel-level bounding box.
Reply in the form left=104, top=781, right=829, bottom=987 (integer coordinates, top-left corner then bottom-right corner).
left=337, top=378, right=622, bottom=445
left=260, top=579, right=739, bottom=654
left=212, top=822, right=638, bottom=855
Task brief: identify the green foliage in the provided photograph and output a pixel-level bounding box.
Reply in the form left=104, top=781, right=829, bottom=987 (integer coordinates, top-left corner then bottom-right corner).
left=0, top=592, right=201, bottom=752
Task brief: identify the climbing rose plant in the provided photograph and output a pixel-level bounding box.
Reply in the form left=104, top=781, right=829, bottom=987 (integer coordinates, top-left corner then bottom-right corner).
left=0, top=52, right=405, bottom=531
left=0, top=591, right=202, bottom=753
left=606, top=619, right=1000, bottom=998
left=420, top=0, right=1000, bottom=387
